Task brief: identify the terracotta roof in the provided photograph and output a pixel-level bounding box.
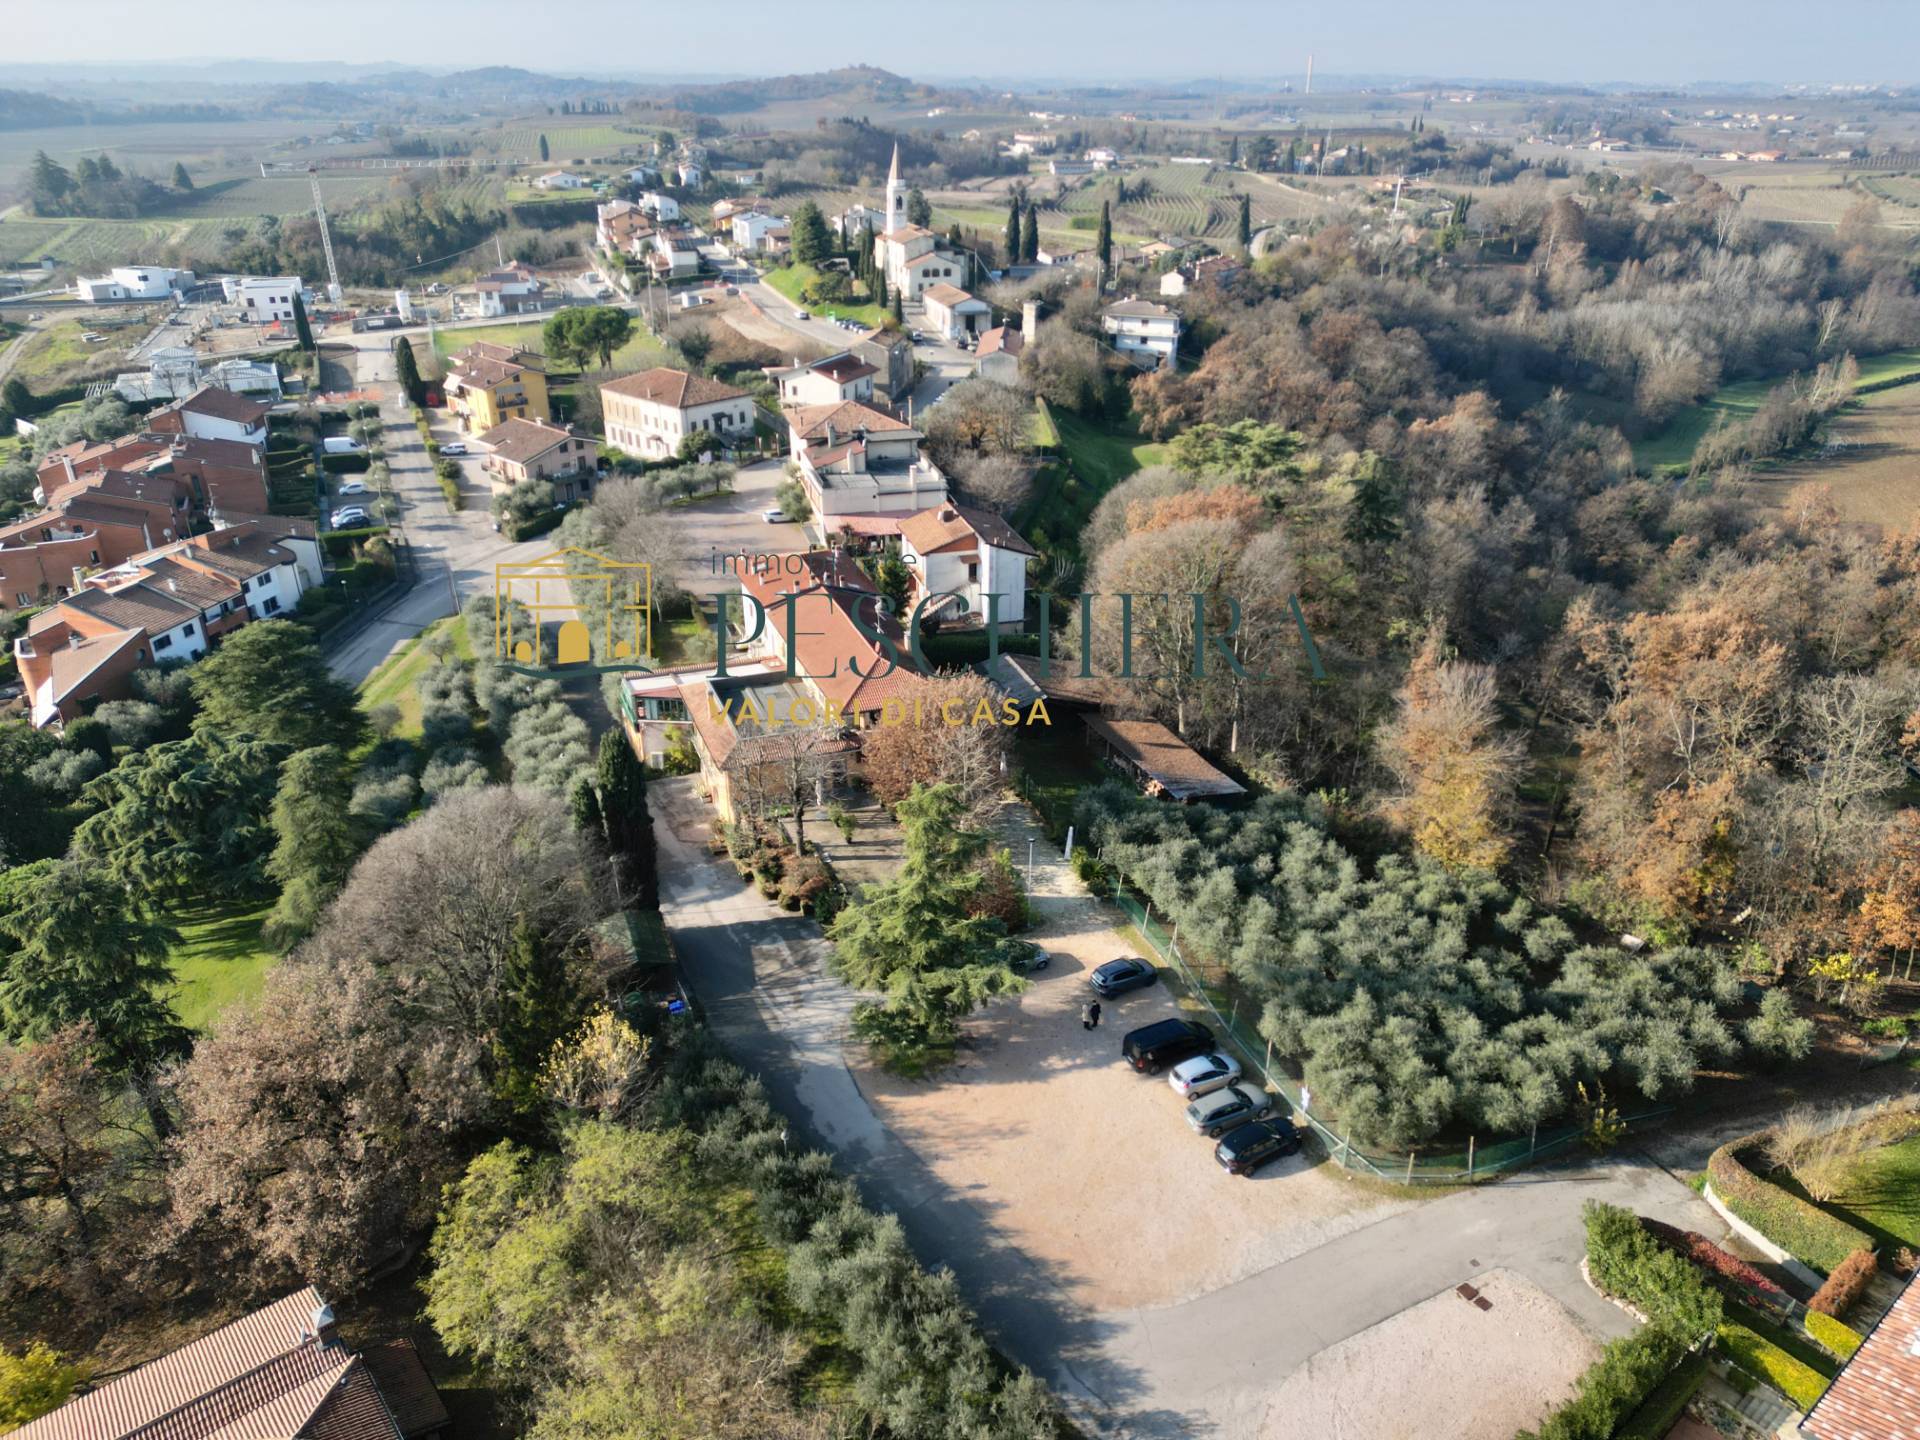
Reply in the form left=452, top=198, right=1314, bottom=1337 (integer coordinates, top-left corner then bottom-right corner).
left=46, top=628, right=147, bottom=706
left=900, top=503, right=1037, bottom=559
left=1083, top=715, right=1246, bottom=801
left=813, top=354, right=877, bottom=385
left=460, top=341, right=542, bottom=371
left=738, top=553, right=923, bottom=714
left=901, top=251, right=953, bottom=270
left=215, top=512, right=318, bottom=542
left=175, top=532, right=288, bottom=582
left=175, top=387, right=272, bottom=425
left=294, top=1359, right=402, bottom=1440
left=170, top=435, right=266, bottom=470
left=881, top=225, right=935, bottom=242
left=600, top=367, right=747, bottom=410
left=63, top=580, right=200, bottom=637
left=784, top=400, right=913, bottom=441
left=356, top=1342, right=448, bottom=1440
left=447, top=353, right=528, bottom=390
left=44, top=467, right=185, bottom=511
left=477, top=418, right=587, bottom=465
left=137, top=556, right=243, bottom=611
left=975, top=326, right=1025, bottom=359
left=920, top=283, right=981, bottom=309
left=53, top=497, right=162, bottom=534
left=1803, top=1272, right=1919, bottom=1440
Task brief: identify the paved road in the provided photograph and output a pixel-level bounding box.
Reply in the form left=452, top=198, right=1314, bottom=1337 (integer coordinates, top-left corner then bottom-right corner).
left=652, top=773, right=1733, bottom=1439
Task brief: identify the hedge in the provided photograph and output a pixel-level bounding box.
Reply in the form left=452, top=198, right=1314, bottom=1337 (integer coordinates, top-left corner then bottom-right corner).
left=1584, top=1203, right=1723, bottom=1338
left=320, top=524, right=391, bottom=557
left=500, top=508, right=565, bottom=543
left=1717, top=1321, right=1830, bottom=1412
left=1517, top=1328, right=1688, bottom=1440
left=1642, top=1217, right=1794, bottom=1318
left=1707, top=1133, right=1876, bottom=1274
left=1614, top=1350, right=1709, bottom=1440
left=1804, top=1310, right=1864, bottom=1362
left=1809, top=1249, right=1879, bottom=1319
left=321, top=452, right=371, bottom=473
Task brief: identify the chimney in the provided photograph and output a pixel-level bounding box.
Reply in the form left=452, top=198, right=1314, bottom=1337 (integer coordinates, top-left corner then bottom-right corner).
left=824, top=421, right=836, bottom=448
left=309, top=1302, right=339, bottom=1347
left=61, top=454, right=76, bottom=485
left=1022, top=299, right=1039, bottom=336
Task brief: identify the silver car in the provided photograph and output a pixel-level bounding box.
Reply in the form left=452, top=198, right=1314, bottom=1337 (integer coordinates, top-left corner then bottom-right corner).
left=1185, top=1084, right=1273, bottom=1138
left=1167, top=1052, right=1242, bottom=1099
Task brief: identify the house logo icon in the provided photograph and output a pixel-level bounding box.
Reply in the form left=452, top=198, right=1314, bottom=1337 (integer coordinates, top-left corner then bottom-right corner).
left=492, top=547, right=651, bottom=667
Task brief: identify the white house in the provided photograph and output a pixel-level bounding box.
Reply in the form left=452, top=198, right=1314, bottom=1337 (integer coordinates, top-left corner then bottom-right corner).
left=223, top=276, right=306, bottom=325
left=833, top=203, right=882, bottom=240
left=1086, top=147, right=1120, bottom=168
left=650, top=230, right=703, bottom=280
left=765, top=352, right=877, bottom=407
left=534, top=171, right=590, bottom=190
left=677, top=162, right=704, bottom=187
left=1101, top=298, right=1182, bottom=369
left=75, top=265, right=194, bottom=303
left=898, top=502, right=1035, bottom=630
left=974, top=324, right=1025, bottom=384
left=783, top=399, right=947, bottom=527
left=599, top=368, right=753, bottom=460
left=731, top=210, right=790, bottom=252
left=472, top=261, right=545, bottom=317
left=153, top=386, right=272, bottom=447
left=872, top=144, right=968, bottom=300
left=621, top=165, right=659, bottom=186
left=921, top=283, right=992, bottom=343
left=638, top=191, right=681, bottom=222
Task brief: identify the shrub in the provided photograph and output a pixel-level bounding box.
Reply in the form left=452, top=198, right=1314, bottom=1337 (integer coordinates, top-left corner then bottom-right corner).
left=1642, top=1217, right=1794, bottom=1318
left=1584, top=1203, right=1723, bottom=1338
left=1614, top=1350, right=1709, bottom=1440
left=1804, top=1310, right=1864, bottom=1361
left=1808, top=1248, right=1879, bottom=1319
left=1707, top=1134, right=1876, bottom=1274
left=778, top=853, right=831, bottom=911
left=1716, top=1322, right=1829, bottom=1412
left=1518, top=1328, right=1688, bottom=1440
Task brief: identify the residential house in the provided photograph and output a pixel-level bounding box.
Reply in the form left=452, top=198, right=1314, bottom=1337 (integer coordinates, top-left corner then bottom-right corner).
left=850, top=327, right=914, bottom=406
left=444, top=342, right=551, bottom=432
left=1, top=485, right=184, bottom=614
left=783, top=399, right=946, bottom=527
left=16, top=521, right=310, bottom=727
left=833, top=203, right=882, bottom=240
left=1082, top=715, right=1247, bottom=803
left=621, top=165, right=659, bottom=186
left=974, top=323, right=1025, bottom=384
left=765, top=352, right=878, bottom=407
left=897, top=501, right=1035, bottom=630
left=75, top=265, right=195, bottom=303
left=28, top=425, right=272, bottom=532
left=147, top=384, right=273, bottom=447
left=600, top=368, right=753, bottom=460
left=1101, top=298, right=1182, bottom=369
left=597, top=199, right=656, bottom=257
left=1086, top=147, right=1120, bottom=168
left=731, top=209, right=790, bottom=252
left=921, top=283, right=992, bottom=343
left=471, top=261, right=546, bottom=317
left=114, top=351, right=283, bottom=406
left=1158, top=253, right=1242, bottom=297
left=677, top=162, right=704, bottom=187
left=10, top=1287, right=448, bottom=1440
left=534, top=170, right=590, bottom=190
left=223, top=275, right=307, bottom=324
left=709, top=197, right=760, bottom=225
left=476, top=417, right=599, bottom=503
left=638, top=191, right=681, bottom=222
left=1048, top=158, right=1095, bottom=176
left=1801, top=1270, right=1918, bottom=1440
left=650, top=229, right=703, bottom=279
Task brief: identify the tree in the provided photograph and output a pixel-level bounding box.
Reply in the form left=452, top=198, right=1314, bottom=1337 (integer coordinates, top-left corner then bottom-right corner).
left=544, top=306, right=632, bottom=371
left=907, top=187, right=932, bottom=228
left=495, top=917, right=582, bottom=1110
left=1, top=378, right=32, bottom=422
left=1004, top=199, right=1021, bottom=264
left=1020, top=205, right=1039, bottom=263
left=1237, top=192, right=1252, bottom=250
left=189, top=620, right=362, bottom=752
left=595, top=729, right=657, bottom=907
left=393, top=335, right=424, bottom=404
left=859, top=673, right=1012, bottom=823
left=25, top=151, right=71, bottom=214
left=0, top=1343, right=89, bottom=1431
left=0, top=861, right=185, bottom=1136
left=1376, top=633, right=1526, bottom=872
left=1095, top=200, right=1112, bottom=276
left=170, top=161, right=193, bottom=192
left=291, top=292, right=315, bottom=351
left=538, top=134, right=550, bottom=162
left=790, top=201, right=831, bottom=267
left=263, top=746, right=360, bottom=951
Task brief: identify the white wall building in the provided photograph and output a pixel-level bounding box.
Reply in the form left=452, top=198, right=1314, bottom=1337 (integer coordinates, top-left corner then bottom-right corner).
left=76, top=266, right=195, bottom=303
left=765, top=353, right=877, bottom=407
left=638, top=191, right=681, bottom=222
left=898, top=502, right=1035, bottom=631
left=730, top=210, right=789, bottom=252
left=921, top=283, right=992, bottom=342
left=599, top=368, right=753, bottom=460
left=1101, top=298, right=1182, bottom=369
left=534, top=171, right=589, bottom=190
left=224, top=276, right=307, bottom=325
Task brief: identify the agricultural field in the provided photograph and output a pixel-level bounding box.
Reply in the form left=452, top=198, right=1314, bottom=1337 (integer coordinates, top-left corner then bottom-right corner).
left=0, top=118, right=321, bottom=189
left=140, top=171, right=397, bottom=220
left=0, top=214, right=251, bottom=268
left=1737, top=379, right=1920, bottom=529
left=477, top=122, right=656, bottom=161
left=1725, top=165, right=1920, bottom=229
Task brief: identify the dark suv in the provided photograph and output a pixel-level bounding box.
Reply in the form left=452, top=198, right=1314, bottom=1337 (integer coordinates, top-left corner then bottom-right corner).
left=1214, top=1118, right=1303, bottom=1176
left=1120, top=1018, right=1215, bottom=1074
left=1089, top=957, right=1157, bottom=997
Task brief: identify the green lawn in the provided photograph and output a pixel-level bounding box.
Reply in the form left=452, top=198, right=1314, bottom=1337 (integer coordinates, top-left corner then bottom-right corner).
left=165, top=900, right=276, bottom=1032
left=432, top=318, right=668, bottom=375
left=760, top=263, right=887, bottom=328
left=358, top=616, right=474, bottom=737
left=1016, top=409, right=1169, bottom=563
left=1812, top=1134, right=1920, bottom=1252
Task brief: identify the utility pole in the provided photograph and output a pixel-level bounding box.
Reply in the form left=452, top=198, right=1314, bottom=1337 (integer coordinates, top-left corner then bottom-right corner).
left=1305, top=54, right=1314, bottom=98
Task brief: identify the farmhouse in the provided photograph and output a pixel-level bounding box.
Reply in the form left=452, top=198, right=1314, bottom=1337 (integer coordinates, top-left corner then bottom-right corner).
left=600, top=367, right=753, bottom=460
left=534, top=170, right=590, bottom=190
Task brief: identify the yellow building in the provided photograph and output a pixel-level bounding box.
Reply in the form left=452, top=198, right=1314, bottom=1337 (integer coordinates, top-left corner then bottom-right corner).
left=443, top=341, right=550, bottom=433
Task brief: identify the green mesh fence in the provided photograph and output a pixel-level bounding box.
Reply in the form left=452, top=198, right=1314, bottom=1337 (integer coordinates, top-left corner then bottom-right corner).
left=1110, top=887, right=1671, bottom=1184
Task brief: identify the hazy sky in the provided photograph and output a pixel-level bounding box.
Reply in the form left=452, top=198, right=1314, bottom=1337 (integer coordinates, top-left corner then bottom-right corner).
left=7, top=0, right=1917, bottom=86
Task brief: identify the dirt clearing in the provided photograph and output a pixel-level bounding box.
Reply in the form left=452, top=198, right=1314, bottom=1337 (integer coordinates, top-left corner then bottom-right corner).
left=1250, top=1268, right=1601, bottom=1440
left=1740, top=384, right=1920, bottom=529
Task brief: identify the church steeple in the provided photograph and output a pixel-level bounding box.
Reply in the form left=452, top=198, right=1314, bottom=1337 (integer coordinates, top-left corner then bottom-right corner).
left=885, top=142, right=905, bottom=230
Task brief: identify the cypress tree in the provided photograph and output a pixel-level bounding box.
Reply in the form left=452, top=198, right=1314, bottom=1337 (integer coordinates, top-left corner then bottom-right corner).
left=495, top=915, right=580, bottom=1107
left=1096, top=200, right=1112, bottom=275
left=538, top=133, right=550, bottom=162
left=1237, top=193, right=1252, bottom=250
left=171, top=162, right=194, bottom=191
left=1005, top=199, right=1020, bottom=264
left=595, top=730, right=656, bottom=908
left=1020, top=205, right=1039, bottom=263
left=292, top=292, right=315, bottom=351
left=393, top=336, right=424, bottom=404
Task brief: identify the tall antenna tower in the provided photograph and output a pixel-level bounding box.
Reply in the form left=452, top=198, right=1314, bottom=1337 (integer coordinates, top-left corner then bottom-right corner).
left=306, top=166, right=344, bottom=304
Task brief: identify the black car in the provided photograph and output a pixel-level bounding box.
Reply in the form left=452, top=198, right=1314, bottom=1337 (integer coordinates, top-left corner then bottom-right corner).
left=1089, top=957, right=1157, bottom=998
left=1121, top=1018, right=1215, bottom=1074
left=1214, top=1118, right=1303, bottom=1176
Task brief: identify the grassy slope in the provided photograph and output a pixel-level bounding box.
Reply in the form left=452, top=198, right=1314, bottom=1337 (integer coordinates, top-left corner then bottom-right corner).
left=358, top=616, right=475, bottom=737
left=760, top=263, right=886, bottom=328
left=1016, top=408, right=1169, bottom=563
left=164, top=900, right=276, bottom=1032
left=1809, top=1135, right=1920, bottom=1251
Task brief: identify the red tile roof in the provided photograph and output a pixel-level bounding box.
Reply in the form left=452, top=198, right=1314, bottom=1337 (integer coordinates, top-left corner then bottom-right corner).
left=976, top=325, right=1025, bottom=359
left=600, top=367, right=747, bottom=410
left=1804, top=1272, right=1920, bottom=1440
left=356, top=1342, right=448, bottom=1440
left=175, top=387, right=272, bottom=425
left=900, top=503, right=1037, bottom=559
left=784, top=400, right=912, bottom=442
left=738, top=553, right=921, bottom=714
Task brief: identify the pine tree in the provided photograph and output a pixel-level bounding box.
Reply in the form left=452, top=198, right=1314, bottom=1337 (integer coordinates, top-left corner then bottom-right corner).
left=1005, top=199, right=1021, bottom=264
left=291, top=292, right=315, bottom=350
left=495, top=915, right=580, bottom=1107
left=891, top=290, right=903, bottom=323
left=170, top=162, right=193, bottom=191
left=393, top=336, right=424, bottom=404
left=538, top=134, right=551, bottom=162
left=907, top=187, right=932, bottom=227
left=1020, top=205, right=1039, bottom=263
left=1096, top=200, right=1112, bottom=275
left=263, top=745, right=359, bottom=951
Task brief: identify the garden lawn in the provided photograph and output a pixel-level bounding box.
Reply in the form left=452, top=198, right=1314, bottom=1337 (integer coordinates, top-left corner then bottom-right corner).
left=1816, top=1135, right=1920, bottom=1252
left=165, top=900, right=276, bottom=1032
left=431, top=321, right=546, bottom=362
left=1016, top=409, right=1168, bottom=566
left=358, top=617, right=473, bottom=737
left=760, top=263, right=886, bottom=328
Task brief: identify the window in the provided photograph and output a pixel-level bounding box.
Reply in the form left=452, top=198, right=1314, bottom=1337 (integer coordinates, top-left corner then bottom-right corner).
left=89, top=550, right=99, bottom=563
left=967, top=562, right=979, bottom=583
left=153, top=634, right=173, bottom=653
left=264, top=596, right=280, bottom=614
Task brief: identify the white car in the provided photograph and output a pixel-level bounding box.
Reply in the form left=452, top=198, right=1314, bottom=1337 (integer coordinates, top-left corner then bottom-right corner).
left=761, top=508, right=786, bottom=524
left=331, top=506, right=371, bottom=528
left=1167, top=1052, right=1243, bottom=1099
left=335, top=479, right=370, bottom=496
left=439, top=442, right=467, bottom=456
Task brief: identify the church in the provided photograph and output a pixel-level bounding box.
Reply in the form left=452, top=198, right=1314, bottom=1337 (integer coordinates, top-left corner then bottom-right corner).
left=872, top=143, right=970, bottom=301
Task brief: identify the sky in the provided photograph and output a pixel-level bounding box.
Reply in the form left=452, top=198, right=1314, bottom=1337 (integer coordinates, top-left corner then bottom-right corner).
left=5, top=0, right=1918, bottom=87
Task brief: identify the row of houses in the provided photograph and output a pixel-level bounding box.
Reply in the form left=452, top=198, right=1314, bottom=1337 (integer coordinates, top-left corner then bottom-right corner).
left=594, top=199, right=702, bottom=280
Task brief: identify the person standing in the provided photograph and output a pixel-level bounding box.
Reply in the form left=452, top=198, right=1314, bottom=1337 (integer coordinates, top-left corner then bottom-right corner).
left=1083, top=1000, right=1102, bottom=1031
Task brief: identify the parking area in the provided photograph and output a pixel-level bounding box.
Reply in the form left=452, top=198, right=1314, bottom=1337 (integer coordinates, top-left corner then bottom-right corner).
left=850, top=802, right=1414, bottom=1314
left=664, top=457, right=809, bottom=600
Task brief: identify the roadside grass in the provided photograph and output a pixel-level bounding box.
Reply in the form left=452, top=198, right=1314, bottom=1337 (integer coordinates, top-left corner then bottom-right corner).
left=358, top=615, right=473, bottom=737
left=164, top=900, right=276, bottom=1031
left=759, top=263, right=886, bottom=328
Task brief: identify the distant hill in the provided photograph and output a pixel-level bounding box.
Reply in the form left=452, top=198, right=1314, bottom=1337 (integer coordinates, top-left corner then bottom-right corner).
left=667, top=65, right=938, bottom=115
left=0, top=87, right=233, bottom=130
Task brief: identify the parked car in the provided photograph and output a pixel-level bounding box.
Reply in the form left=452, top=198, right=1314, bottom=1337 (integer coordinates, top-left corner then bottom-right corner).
left=1214, top=1118, right=1302, bottom=1176
left=331, top=506, right=371, bottom=528
left=335, top=479, right=370, bottom=496
left=80, top=332, right=104, bottom=343
left=794, top=309, right=810, bottom=320
left=909, top=329, right=923, bottom=342
left=1167, top=1052, right=1242, bottom=1099
left=1185, top=1084, right=1273, bottom=1138
left=996, top=939, right=1051, bottom=974
left=439, top=441, right=467, bottom=456
left=1120, top=1018, right=1214, bottom=1075
left=761, top=508, right=785, bottom=524
left=1089, top=957, right=1157, bottom=998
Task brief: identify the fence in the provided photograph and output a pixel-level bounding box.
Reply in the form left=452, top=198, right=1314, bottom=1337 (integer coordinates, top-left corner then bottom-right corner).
left=1111, top=887, right=1672, bottom=1184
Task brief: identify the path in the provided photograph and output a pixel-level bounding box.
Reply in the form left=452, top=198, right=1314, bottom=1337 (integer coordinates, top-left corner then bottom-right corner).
left=652, top=775, right=1732, bottom=1438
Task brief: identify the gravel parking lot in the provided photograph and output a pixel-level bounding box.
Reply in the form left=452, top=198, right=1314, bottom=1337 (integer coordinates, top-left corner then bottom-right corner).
left=852, top=807, right=1414, bottom=1313
left=1251, top=1268, right=1600, bottom=1440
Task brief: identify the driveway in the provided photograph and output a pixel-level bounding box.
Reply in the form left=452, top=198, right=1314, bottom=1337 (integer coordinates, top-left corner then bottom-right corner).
left=652, top=774, right=1739, bottom=1439
left=667, top=458, right=808, bottom=602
